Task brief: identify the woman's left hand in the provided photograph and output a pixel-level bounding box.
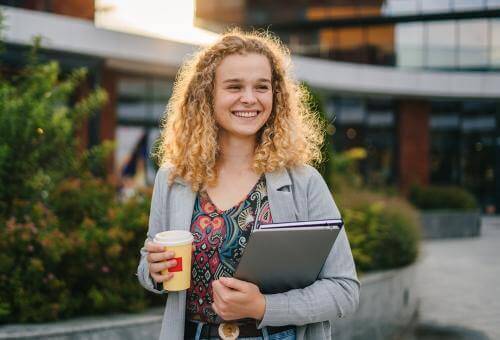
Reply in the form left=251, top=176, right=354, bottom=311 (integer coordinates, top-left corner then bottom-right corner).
left=211, top=277, right=266, bottom=321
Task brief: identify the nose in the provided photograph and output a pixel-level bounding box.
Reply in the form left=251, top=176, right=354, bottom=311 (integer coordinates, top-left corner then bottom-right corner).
left=240, top=88, right=257, bottom=105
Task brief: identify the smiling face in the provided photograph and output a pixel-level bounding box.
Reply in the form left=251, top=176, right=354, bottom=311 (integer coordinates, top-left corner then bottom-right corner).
left=213, top=53, right=273, bottom=141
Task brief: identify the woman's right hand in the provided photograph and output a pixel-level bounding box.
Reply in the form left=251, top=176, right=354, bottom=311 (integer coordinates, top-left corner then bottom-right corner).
left=145, top=240, right=177, bottom=283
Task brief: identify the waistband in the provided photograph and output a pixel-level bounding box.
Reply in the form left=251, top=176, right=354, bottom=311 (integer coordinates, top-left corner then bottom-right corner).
left=185, top=319, right=295, bottom=339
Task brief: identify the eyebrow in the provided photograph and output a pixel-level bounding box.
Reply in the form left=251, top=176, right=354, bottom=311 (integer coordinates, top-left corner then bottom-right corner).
left=222, top=78, right=271, bottom=84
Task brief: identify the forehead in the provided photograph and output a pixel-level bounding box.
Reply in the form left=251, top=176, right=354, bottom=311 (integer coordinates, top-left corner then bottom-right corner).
left=215, top=53, right=272, bottom=82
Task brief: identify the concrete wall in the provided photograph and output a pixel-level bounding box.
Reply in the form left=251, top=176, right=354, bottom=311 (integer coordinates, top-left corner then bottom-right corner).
left=0, top=308, right=164, bottom=340
left=420, top=211, right=482, bottom=239
left=332, top=263, right=419, bottom=340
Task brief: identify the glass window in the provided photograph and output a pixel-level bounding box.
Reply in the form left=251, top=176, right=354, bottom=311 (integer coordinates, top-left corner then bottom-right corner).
left=117, top=77, right=148, bottom=122
left=421, top=0, right=451, bottom=13
left=453, top=0, right=485, bottom=11
left=487, top=0, right=500, bottom=9
left=151, top=79, right=173, bottom=121
left=396, top=23, right=425, bottom=68
left=462, top=116, right=496, bottom=132
left=364, top=98, right=396, bottom=186
left=335, top=27, right=365, bottom=63
left=367, top=112, right=394, bottom=127
left=115, top=75, right=173, bottom=192
left=430, top=114, right=460, bottom=130
left=430, top=128, right=462, bottom=184
left=331, top=97, right=366, bottom=152
left=382, top=0, right=419, bottom=15
left=430, top=101, right=461, bottom=184
left=426, top=21, right=457, bottom=69
left=336, top=98, right=366, bottom=124
left=461, top=101, right=497, bottom=208
left=492, top=19, right=500, bottom=67
left=115, top=126, right=147, bottom=177
left=458, top=20, right=489, bottom=69
left=367, top=25, right=395, bottom=65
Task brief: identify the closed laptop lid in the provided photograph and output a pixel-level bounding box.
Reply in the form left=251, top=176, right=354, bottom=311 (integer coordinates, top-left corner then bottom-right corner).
left=233, top=220, right=342, bottom=294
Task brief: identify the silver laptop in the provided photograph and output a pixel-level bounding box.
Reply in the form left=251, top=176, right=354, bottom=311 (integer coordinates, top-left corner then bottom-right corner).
left=233, top=219, right=343, bottom=294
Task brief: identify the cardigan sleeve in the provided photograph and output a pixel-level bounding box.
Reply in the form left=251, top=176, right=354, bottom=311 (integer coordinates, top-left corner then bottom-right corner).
left=257, top=167, right=360, bottom=328
left=136, top=167, right=168, bottom=295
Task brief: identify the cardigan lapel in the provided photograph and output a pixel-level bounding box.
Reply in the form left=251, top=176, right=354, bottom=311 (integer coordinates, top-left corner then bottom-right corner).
left=170, top=168, right=298, bottom=230
left=171, top=177, right=197, bottom=231
left=265, top=168, right=298, bottom=223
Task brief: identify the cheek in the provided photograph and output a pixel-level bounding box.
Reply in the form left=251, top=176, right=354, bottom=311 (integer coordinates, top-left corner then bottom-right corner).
left=214, top=91, right=238, bottom=112
left=262, top=93, right=273, bottom=112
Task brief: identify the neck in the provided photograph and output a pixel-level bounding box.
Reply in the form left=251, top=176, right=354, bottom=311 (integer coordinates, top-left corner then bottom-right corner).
left=218, top=133, right=256, bottom=170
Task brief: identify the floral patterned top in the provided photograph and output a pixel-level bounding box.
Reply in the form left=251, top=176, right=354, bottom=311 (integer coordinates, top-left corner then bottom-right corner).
left=186, top=176, right=272, bottom=323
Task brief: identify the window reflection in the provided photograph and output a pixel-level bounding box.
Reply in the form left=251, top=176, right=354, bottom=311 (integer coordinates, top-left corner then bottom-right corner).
left=364, top=99, right=396, bottom=187
left=396, top=23, right=424, bottom=68
left=461, top=101, right=497, bottom=208
left=115, top=75, right=173, bottom=198
left=458, top=20, right=489, bottom=69
left=488, top=0, right=500, bottom=9
left=383, top=0, right=419, bottom=15
left=453, top=0, right=484, bottom=11
left=426, top=21, right=457, bottom=69
left=421, top=0, right=450, bottom=13
left=430, top=101, right=461, bottom=184
left=492, top=19, right=500, bottom=67
left=332, top=96, right=396, bottom=186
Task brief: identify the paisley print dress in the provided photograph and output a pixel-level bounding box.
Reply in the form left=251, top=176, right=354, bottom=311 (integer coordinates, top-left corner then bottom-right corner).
left=186, top=176, right=272, bottom=323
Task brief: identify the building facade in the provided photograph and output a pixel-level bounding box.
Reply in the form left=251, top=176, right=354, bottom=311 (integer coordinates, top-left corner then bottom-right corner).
left=195, top=0, right=500, bottom=212
left=1, top=1, right=499, bottom=211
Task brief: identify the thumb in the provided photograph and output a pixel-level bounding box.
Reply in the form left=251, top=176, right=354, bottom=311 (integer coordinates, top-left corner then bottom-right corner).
left=219, top=277, right=247, bottom=291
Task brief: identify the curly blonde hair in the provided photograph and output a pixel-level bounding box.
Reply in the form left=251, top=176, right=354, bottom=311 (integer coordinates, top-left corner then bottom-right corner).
left=156, top=29, right=324, bottom=191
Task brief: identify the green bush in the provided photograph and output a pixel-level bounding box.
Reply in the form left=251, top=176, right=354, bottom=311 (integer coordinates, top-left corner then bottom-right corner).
left=0, top=185, right=156, bottom=323
left=409, top=185, right=478, bottom=211
left=338, top=190, right=421, bottom=272
left=0, top=27, right=162, bottom=323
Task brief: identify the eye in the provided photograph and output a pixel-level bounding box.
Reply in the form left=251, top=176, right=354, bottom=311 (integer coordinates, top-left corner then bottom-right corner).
left=256, top=85, right=269, bottom=91
left=227, top=85, right=241, bottom=90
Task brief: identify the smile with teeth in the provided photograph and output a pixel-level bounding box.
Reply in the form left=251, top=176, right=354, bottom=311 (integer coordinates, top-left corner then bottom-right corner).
left=232, top=110, right=260, bottom=118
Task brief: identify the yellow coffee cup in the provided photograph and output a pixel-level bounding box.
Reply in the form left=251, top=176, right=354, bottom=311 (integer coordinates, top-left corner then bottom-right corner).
left=153, top=230, right=194, bottom=291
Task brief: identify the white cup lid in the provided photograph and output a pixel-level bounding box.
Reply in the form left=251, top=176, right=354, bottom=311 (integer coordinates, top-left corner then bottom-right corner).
left=154, top=230, right=194, bottom=246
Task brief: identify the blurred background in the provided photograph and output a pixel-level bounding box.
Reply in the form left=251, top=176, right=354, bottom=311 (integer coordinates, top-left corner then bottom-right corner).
left=0, top=1, right=499, bottom=339
left=2, top=0, right=498, bottom=209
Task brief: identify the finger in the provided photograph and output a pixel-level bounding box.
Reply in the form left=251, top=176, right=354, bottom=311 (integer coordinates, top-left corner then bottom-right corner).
left=150, top=272, right=173, bottom=283
left=212, top=280, right=231, bottom=296
left=147, top=250, right=175, bottom=263
left=219, top=277, right=248, bottom=291
left=145, top=240, right=167, bottom=253
left=212, top=282, right=224, bottom=302
left=212, top=281, right=230, bottom=305
left=150, top=259, right=178, bottom=273
left=211, top=280, right=221, bottom=296
left=211, top=302, right=220, bottom=316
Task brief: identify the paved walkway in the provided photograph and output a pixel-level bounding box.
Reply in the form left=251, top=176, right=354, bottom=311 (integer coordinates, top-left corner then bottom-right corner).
left=414, top=216, right=500, bottom=339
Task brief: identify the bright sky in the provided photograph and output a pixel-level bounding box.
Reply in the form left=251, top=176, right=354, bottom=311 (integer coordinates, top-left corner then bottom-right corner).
left=94, top=0, right=219, bottom=46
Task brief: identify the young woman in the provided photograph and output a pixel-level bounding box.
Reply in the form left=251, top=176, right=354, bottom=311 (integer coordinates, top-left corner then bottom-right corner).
left=137, top=30, right=359, bottom=340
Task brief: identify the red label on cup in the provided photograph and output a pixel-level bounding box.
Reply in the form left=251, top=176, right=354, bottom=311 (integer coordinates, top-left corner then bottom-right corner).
left=168, top=257, right=183, bottom=272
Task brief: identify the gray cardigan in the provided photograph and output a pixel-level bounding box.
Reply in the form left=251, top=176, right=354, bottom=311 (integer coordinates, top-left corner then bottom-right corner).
left=137, top=165, right=360, bottom=340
